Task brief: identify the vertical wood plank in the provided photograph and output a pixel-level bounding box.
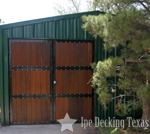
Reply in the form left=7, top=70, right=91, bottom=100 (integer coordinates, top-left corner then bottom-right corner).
left=16, top=99, right=22, bottom=122
left=36, top=42, right=40, bottom=66
left=36, top=98, right=42, bottom=122
left=21, top=98, right=27, bottom=122
left=31, top=42, right=36, bottom=66
left=45, top=98, right=50, bottom=122
left=70, top=70, right=74, bottom=94
left=85, top=70, right=88, bottom=94
left=41, top=98, right=46, bottom=122
left=74, top=70, right=79, bottom=94
left=45, top=42, right=50, bottom=66
left=69, top=98, right=74, bottom=119
left=11, top=43, right=16, bottom=66
left=65, top=71, right=70, bottom=94
left=64, top=98, right=69, bottom=117
left=73, top=98, right=78, bottom=119
left=55, top=71, right=60, bottom=94
left=82, top=70, right=86, bottom=94
left=31, top=99, right=37, bottom=122
left=78, top=70, right=83, bottom=94
left=69, top=43, right=74, bottom=66
left=26, top=98, right=32, bottom=122
left=45, top=70, right=50, bottom=94
left=88, top=98, right=92, bottom=120
left=55, top=98, right=60, bottom=120
left=41, top=70, right=45, bottom=94
left=25, top=42, right=31, bottom=66
left=35, top=71, right=40, bottom=94
left=12, top=99, right=17, bottom=122
left=55, top=43, right=59, bottom=66
left=88, top=43, right=92, bottom=66
left=73, top=43, right=79, bottom=66
left=16, top=71, right=21, bottom=94
left=63, top=43, right=67, bottom=66
left=77, top=98, right=82, bottom=120
left=26, top=70, right=31, bottom=94
left=88, top=70, right=92, bottom=94
left=83, top=98, right=88, bottom=119
left=31, top=71, right=36, bottom=94
left=12, top=71, right=16, bottom=94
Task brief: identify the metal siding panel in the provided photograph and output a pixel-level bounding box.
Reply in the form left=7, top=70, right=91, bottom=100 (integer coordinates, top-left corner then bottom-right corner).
left=12, top=26, right=23, bottom=38
left=34, top=23, right=43, bottom=38
left=24, top=25, right=33, bottom=38
left=3, top=29, right=10, bottom=125
left=76, top=18, right=84, bottom=39
left=62, top=20, right=66, bottom=39
left=45, top=21, right=54, bottom=38
left=74, top=18, right=77, bottom=39
left=44, top=22, right=49, bottom=38
left=66, top=19, right=69, bottom=39
left=56, top=20, right=63, bottom=39
left=70, top=19, right=74, bottom=39
left=53, top=21, right=56, bottom=38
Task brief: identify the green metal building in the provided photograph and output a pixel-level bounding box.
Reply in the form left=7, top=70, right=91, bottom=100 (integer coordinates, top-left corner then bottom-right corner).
left=0, top=11, right=140, bottom=126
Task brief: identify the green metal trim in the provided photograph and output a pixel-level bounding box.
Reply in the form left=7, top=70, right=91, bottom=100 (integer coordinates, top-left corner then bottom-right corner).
left=0, top=11, right=103, bottom=30
left=8, top=38, right=95, bottom=41
left=4, top=34, right=9, bottom=126
left=0, top=26, right=5, bottom=126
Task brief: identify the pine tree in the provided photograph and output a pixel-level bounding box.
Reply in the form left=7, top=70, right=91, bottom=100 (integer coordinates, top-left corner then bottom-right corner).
left=82, top=0, right=150, bottom=121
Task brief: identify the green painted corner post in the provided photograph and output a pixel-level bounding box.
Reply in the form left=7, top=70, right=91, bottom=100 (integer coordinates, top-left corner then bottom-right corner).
left=4, top=36, right=9, bottom=126
left=0, top=27, right=5, bottom=126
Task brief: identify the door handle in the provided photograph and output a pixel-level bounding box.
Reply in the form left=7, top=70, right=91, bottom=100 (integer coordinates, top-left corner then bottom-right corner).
left=53, top=80, right=57, bottom=84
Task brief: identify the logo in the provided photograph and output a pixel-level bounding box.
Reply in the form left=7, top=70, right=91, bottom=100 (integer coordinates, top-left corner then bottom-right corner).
left=57, top=113, right=77, bottom=132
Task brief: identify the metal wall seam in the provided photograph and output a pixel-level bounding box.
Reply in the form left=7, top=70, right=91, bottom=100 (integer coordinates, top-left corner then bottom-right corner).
left=32, top=24, right=35, bottom=38
left=74, top=18, right=77, bottom=39
left=42, top=22, right=45, bottom=38
left=53, top=20, right=56, bottom=38
left=21, top=25, right=24, bottom=38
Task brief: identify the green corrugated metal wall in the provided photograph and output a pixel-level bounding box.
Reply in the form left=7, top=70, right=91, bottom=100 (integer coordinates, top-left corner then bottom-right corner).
left=0, top=11, right=139, bottom=126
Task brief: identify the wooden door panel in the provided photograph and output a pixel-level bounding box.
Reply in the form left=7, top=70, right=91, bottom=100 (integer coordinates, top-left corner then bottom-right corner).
left=55, top=70, right=92, bottom=94
left=12, top=70, right=50, bottom=95
left=56, top=98, right=92, bottom=120
left=10, top=40, right=51, bottom=124
left=55, top=41, right=93, bottom=122
left=12, top=98, right=50, bottom=123
left=11, top=42, right=50, bottom=66
left=55, top=42, right=92, bottom=66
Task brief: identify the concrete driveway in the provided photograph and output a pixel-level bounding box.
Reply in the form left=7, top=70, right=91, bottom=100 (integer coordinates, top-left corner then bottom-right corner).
left=0, top=124, right=100, bottom=134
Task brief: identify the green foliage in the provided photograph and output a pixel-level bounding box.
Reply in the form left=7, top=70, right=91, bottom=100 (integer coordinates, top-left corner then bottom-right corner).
left=82, top=0, right=150, bottom=117
left=99, top=124, right=124, bottom=134
left=0, top=18, right=4, bottom=23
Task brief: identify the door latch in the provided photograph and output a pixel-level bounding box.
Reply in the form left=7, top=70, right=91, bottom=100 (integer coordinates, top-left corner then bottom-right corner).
left=53, top=80, right=57, bottom=84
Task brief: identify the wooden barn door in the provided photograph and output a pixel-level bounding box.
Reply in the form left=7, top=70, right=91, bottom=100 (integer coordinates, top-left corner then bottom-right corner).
left=9, top=39, right=52, bottom=124
left=9, top=39, right=94, bottom=124
left=55, top=41, right=94, bottom=122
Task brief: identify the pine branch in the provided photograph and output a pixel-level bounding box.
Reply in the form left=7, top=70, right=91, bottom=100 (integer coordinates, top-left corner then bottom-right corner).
left=139, top=1, right=150, bottom=12
left=111, top=94, right=140, bottom=100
